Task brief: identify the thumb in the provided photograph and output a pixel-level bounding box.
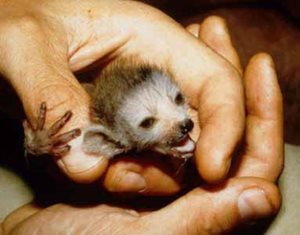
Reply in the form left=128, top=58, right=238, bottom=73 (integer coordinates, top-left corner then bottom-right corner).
left=143, top=178, right=281, bottom=235
left=0, top=17, right=107, bottom=183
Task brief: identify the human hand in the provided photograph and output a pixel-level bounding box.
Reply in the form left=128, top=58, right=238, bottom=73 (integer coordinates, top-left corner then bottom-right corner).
left=2, top=17, right=283, bottom=232
left=0, top=0, right=244, bottom=191
left=185, top=17, right=283, bottom=182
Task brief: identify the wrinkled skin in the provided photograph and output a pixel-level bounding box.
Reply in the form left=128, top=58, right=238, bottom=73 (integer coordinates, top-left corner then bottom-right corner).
left=1, top=14, right=283, bottom=235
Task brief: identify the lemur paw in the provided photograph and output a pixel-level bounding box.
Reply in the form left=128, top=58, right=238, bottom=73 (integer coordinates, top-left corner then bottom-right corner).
left=23, top=102, right=81, bottom=157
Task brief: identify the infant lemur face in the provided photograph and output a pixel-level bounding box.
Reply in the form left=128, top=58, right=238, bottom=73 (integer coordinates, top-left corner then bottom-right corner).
left=83, top=60, right=196, bottom=159
left=115, top=71, right=195, bottom=158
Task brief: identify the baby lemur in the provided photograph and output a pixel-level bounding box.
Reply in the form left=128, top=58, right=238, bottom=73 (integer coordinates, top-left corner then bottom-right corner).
left=23, top=58, right=195, bottom=160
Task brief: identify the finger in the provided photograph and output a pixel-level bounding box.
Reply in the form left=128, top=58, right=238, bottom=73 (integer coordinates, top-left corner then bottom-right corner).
left=186, top=23, right=200, bottom=38
left=36, top=102, right=46, bottom=130
left=200, top=16, right=243, bottom=74
left=232, top=53, right=284, bottom=181
left=53, top=129, right=81, bottom=146
left=144, top=177, right=281, bottom=235
left=102, top=154, right=182, bottom=195
left=0, top=18, right=108, bottom=183
left=178, top=18, right=246, bottom=183
left=2, top=179, right=281, bottom=235
left=52, top=145, right=71, bottom=157
left=49, top=111, right=73, bottom=136
left=194, top=66, right=245, bottom=183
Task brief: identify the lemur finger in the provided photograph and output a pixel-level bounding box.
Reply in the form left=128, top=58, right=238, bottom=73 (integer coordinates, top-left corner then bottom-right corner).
left=36, top=102, right=47, bottom=130
left=52, top=128, right=81, bottom=146
left=23, top=120, right=32, bottom=133
left=52, top=145, right=71, bottom=157
left=49, top=111, right=72, bottom=136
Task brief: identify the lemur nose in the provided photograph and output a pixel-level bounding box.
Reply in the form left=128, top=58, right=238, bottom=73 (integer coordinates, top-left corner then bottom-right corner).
left=180, top=119, right=194, bottom=134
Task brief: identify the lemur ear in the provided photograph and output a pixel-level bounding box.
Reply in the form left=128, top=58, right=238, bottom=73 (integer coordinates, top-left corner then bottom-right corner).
left=82, top=125, right=125, bottom=159
left=81, top=83, right=95, bottom=95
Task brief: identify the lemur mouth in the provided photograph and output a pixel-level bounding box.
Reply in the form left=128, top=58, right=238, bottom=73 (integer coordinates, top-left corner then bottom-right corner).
left=171, top=135, right=195, bottom=159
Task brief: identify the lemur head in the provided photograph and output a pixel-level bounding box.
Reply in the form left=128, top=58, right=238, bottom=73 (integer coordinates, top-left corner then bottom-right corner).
left=83, top=63, right=195, bottom=159
left=115, top=70, right=195, bottom=158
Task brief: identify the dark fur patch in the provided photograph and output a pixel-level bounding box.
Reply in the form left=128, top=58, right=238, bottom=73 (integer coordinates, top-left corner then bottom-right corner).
left=90, top=57, right=166, bottom=129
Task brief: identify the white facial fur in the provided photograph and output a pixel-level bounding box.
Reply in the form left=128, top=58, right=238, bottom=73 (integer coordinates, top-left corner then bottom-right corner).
left=116, top=71, right=190, bottom=149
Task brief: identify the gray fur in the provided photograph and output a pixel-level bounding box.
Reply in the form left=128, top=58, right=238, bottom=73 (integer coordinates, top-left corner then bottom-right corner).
left=82, top=58, right=193, bottom=159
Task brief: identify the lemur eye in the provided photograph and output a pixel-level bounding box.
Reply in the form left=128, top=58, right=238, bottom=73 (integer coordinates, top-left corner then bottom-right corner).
left=139, top=117, right=156, bottom=129
left=175, top=93, right=184, bottom=105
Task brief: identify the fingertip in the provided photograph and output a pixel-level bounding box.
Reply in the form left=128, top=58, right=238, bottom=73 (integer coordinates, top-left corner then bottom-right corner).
left=186, top=23, right=200, bottom=37
left=200, top=16, right=230, bottom=55
left=201, top=15, right=228, bottom=37
left=245, top=52, right=283, bottom=118
left=57, top=156, right=109, bottom=184
left=246, top=53, right=277, bottom=80
left=56, top=136, right=109, bottom=183
left=40, top=102, right=46, bottom=110
left=200, top=15, right=243, bottom=74
left=237, top=179, right=281, bottom=222
left=248, top=52, right=274, bottom=67
left=74, top=128, right=82, bottom=137
left=195, top=106, right=244, bottom=183
left=196, top=146, right=231, bottom=184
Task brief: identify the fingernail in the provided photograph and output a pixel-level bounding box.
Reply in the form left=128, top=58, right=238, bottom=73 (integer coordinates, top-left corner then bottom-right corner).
left=238, top=188, right=273, bottom=221
left=112, top=171, right=146, bottom=193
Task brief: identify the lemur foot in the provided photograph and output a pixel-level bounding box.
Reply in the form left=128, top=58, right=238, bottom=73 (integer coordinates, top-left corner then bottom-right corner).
left=23, top=102, right=81, bottom=157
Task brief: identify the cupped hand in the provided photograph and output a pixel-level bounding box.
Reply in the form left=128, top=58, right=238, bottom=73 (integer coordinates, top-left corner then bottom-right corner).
left=2, top=16, right=283, bottom=235
left=0, top=0, right=244, bottom=192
